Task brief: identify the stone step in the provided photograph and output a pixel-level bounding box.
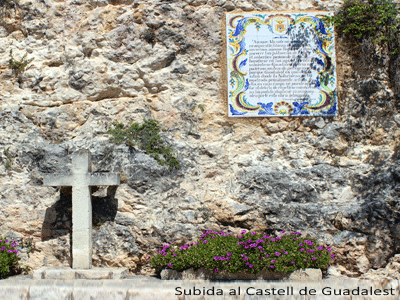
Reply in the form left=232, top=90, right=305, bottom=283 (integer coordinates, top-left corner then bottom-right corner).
left=0, top=277, right=399, bottom=300
left=33, top=267, right=129, bottom=280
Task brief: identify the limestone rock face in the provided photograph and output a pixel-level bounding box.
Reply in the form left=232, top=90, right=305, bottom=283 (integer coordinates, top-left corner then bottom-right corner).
left=360, top=254, right=400, bottom=280
left=0, top=0, right=399, bottom=278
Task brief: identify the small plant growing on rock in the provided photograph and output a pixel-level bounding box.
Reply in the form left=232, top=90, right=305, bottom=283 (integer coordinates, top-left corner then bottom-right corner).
left=108, top=119, right=180, bottom=170
left=9, top=49, right=34, bottom=77
left=0, top=0, right=19, bottom=15
left=0, top=238, right=23, bottom=279
left=3, top=147, right=12, bottom=170
left=150, top=230, right=334, bottom=274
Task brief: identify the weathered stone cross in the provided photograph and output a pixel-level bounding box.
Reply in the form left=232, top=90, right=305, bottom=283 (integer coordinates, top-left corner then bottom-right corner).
left=43, top=150, right=120, bottom=269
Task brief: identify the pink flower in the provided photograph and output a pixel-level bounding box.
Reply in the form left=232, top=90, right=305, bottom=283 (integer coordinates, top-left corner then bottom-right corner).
left=300, top=248, right=305, bottom=252
left=241, top=230, right=247, bottom=234
left=270, top=265, right=274, bottom=268
left=203, top=240, right=208, bottom=244
left=167, top=263, right=172, bottom=268
left=271, top=260, right=275, bottom=263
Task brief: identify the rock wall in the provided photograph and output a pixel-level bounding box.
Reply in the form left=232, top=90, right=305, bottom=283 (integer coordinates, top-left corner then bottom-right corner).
left=0, top=0, right=399, bottom=277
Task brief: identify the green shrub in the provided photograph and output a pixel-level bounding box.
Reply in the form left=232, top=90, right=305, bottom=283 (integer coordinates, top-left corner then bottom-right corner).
left=108, top=119, right=180, bottom=170
left=0, top=238, right=22, bottom=279
left=150, top=230, right=334, bottom=274
left=324, top=0, right=400, bottom=54
left=9, top=49, right=34, bottom=77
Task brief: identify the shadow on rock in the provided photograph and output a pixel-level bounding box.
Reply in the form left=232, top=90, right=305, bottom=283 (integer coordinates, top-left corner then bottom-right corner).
left=41, top=186, right=119, bottom=241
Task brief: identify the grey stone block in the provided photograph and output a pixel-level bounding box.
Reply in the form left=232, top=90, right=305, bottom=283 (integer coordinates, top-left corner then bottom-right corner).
left=72, top=288, right=128, bottom=300
left=29, top=286, right=73, bottom=300
left=33, top=267, right=129, bottom=280
left=288, top=268, right=322, bottom=281
left=160, top=269, right=181, bottom=280
left=0, top=286, right=29, bottom=299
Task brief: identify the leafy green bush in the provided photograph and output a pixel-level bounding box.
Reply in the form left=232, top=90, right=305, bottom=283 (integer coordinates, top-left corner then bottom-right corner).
left=150, top=230, right=334, bottom=274
left=0, top=238, right=22, bottom=279
left=324, top=0, right=400, bottom=54
left=108, top=119, right=180, bottom=170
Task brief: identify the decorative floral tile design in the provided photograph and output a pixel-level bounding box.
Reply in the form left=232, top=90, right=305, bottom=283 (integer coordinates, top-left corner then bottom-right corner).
left=226, top=12, right=337, bottom=117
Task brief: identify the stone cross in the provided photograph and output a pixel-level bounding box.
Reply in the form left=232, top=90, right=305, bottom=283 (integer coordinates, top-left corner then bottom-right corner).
left=43, top=150, right=120, bottom=269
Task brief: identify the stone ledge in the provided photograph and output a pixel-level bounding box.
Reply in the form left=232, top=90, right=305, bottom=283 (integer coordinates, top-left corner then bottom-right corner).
left=0, top=277, right=399, bottom=300
left=32, top=267, right=129, bottom=280
left=160, top=267, right=322, bottom=281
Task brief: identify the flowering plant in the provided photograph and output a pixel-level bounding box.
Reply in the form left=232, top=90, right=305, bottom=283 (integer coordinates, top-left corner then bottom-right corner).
left=0, top=237, right=22, bottom=279
left=150, top=230, right=334, bottom=274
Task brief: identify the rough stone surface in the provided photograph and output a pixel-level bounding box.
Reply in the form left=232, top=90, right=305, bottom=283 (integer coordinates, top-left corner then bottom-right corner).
left=0, top=0, right=399, bottom=280
left=288, top=268, right=323, bottom=282
left=361, top=254, right=400, bottom=280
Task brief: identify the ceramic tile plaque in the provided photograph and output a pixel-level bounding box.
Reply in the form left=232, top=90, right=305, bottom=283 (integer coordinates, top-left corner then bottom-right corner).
left=226, top=12, right=337, bottom=117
